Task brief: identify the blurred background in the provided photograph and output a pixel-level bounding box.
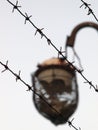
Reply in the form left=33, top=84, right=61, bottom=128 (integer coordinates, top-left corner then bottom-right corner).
left=0, top=0, right=98, bottom=130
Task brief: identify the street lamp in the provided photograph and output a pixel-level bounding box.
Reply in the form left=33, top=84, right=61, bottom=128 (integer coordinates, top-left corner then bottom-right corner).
left=32, top=58, right=78, bottom=125
left=32, top=22, right=98, bottom=125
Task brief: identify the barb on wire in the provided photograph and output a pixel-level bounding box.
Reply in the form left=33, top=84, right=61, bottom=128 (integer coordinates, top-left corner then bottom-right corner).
left=68, top=118, right=81, bottom=130
left=5, top=0, right=98, bottom=92
left=80, top=0, right=98, bottom=22
left=80, top=1, right=91, bottom=9
left=16, top=70, right=21, bottom=81
left=58, top=47, right=66, bottom=58
left=0, top=60, right=80, bottom=130
left=68, top=118, right=74, bottom=127
left=12, top=1, right=21, bottom=12
left=35, top=28, right=44, bottom=38
left=1, top=60, right=9, bottom=73
left=26, top=85, right=32, bottom=91
left=24, top=13, right=32, bottom=24
left=47, top=38, right=51, bottom=45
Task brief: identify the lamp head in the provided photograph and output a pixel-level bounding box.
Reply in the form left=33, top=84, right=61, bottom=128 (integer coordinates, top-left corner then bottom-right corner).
left=32, top=58, right=78, bottom=125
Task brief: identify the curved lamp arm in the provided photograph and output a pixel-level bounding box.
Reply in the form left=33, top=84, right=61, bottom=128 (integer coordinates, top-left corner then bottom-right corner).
left=66, top=22, right=98, bottom=47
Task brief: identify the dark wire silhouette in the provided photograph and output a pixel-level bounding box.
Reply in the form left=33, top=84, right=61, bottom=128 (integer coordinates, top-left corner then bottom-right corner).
left=1, top=0, right=98, bottom=129
left=0, top=60, right=80, bottom=130
left=5, top=0, right=98, bottom=92
left=80, top=0, right=98, bottom=22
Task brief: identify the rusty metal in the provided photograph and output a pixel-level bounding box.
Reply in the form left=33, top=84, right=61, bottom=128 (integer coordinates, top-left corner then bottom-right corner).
left=32, top=58, right=78, bottom=125
left=66, top=22, right=98, bottom=47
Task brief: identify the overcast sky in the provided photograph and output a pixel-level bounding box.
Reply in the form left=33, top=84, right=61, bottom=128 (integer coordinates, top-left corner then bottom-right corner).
left=0, top=0, right=98, bottom=130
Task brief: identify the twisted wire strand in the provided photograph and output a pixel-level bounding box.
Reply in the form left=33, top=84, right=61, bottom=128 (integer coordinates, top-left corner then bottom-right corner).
left=0, top=60, right=80, bottom=130
left=5, top=0, right=98, bottom=92
left=1, top=0, right=98, bottom=129
left=80, top=0, right=98, bottom=22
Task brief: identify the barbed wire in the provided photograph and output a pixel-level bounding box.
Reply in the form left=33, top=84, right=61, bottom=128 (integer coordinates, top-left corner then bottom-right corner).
left=1, top=0, right=98, bottom=129
left=0, top=60, right=81, bottom=130
left=80, top=0, right=98, bottom=22
left=5, top=0, right=98, bottom=92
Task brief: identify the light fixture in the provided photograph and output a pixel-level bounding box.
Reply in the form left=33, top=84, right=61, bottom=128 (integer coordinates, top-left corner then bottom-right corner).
left=32, top=58, right=78, bottom=125
left=32, top=21, right=98, bottom=125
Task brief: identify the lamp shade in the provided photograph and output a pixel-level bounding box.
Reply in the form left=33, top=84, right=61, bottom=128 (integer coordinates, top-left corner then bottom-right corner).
left=32, top=58, right=78, bottom=125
